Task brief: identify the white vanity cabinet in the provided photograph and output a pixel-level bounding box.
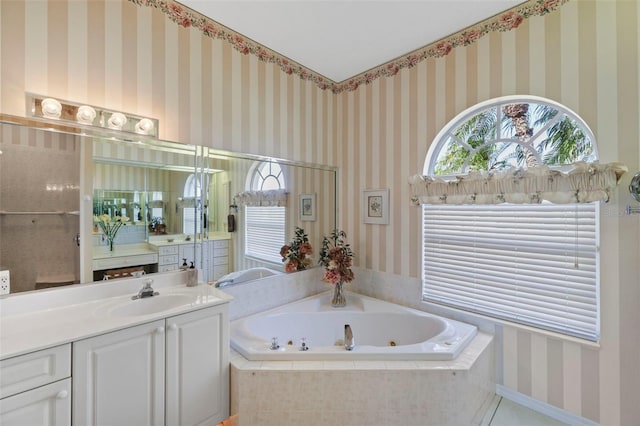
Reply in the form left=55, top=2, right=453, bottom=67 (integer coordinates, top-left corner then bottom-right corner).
left=73, top=320, right=166, bottom=426
left=73, top=304, right=229, bottom=426
left=157, top=244, right=180, bottom=272
left=166, top=305, right=229, bottom=426
left=0, top=345, right=72, bottom=426
left=209, top=240, right=230, bottom=282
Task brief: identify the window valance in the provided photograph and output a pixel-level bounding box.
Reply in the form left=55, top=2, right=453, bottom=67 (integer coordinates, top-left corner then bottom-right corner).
left=234, top=189, right=288, bottom=207
left=409, top=161, right=627, bottom=205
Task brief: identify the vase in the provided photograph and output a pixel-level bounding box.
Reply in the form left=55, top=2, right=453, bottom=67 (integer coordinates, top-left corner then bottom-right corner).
left=331, top=281, right=346, bottom=307
left=108, top=237, right=114, bottom=252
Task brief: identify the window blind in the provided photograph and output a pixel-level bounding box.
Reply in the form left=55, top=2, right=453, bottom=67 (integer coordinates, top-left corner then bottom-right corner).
left=245, top=206, right=285, bottom=263
left=422, top=203, right=599, bottom=341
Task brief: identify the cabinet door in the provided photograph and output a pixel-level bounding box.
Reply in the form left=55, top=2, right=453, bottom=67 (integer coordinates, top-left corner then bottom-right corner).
left=166, top=306, right=229, bottom=426
left=0, top=378, right=71, bottom=426
left=73, top=320, right=165, bottom=426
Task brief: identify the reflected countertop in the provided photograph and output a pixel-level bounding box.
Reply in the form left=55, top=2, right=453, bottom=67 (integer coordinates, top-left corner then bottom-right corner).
left=149, top=233, right=232, bottom=247
left=92, top=243, right=157, bottom=260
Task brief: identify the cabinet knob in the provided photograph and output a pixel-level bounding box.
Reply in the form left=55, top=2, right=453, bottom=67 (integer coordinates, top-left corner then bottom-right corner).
left=156, top=326, right=165, bottom=334
left=57, top=390, right=69, bottom=399
left=169, top=323, right=178, bottom=331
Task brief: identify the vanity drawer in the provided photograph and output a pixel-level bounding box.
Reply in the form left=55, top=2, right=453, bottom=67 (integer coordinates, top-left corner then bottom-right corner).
left=159, top=254, right=179, bottom=266
left=212, top=248, right=229, bottom=258
left=158, top=245, right=179, bottom=256
left=0, top=344, right=71, bottom=399
left=211, top=240, right=229, bottom=249
left=159, top=264, right=179, bottom=272
left=211, top=256, right=228, bottom=266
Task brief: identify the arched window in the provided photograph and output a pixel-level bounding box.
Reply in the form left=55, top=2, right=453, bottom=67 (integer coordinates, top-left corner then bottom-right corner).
left=422, top=96, right=600, bottom=341
left=425, top=96, right=597, bottom=175
left=244, top=161, right=286, bottom=263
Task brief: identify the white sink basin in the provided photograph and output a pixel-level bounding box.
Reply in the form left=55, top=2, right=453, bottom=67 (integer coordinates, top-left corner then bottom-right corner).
left=109, top=294, right=196, bottom=317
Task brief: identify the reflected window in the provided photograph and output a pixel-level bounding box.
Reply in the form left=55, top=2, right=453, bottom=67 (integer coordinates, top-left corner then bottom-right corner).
left=245, top=162, right=286, bottom=263
left=183, top=174, right=201, bottom=235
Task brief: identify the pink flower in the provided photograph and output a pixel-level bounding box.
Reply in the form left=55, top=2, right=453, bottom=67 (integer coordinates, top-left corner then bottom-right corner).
left=499, top=11, right=524, bottom=30
left=386, top=63, right=400, bottom=76
left=169, top=3, right=190, bottom=28
left=200, top=21, right=219, bottom=37
left=406, top=54, right=420, bottom=67
left=537, top=0, right=560, bottom=13
left=323, top=269, right=342, bottom=285
left=285, top=260, right=298, bottom=273
left=256, top=48, right=270, bottom=62
left=462, top=29, right=481, bottom=45
left=300, top=242, right=313, bottom=255
left=435, top=41, right=453, bottom=57
left=282, top=62, right=293, bottom=75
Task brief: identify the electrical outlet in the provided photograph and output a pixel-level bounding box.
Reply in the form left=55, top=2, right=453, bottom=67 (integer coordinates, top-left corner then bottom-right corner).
left=0, top=270, right=10, bottom=295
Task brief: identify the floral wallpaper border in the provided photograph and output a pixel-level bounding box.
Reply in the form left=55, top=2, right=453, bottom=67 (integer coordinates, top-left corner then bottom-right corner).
left=129, top=0, right=568, bottom=93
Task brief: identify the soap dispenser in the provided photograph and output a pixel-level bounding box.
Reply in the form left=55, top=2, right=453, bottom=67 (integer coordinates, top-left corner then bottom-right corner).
left=186, top=261, right=197, bottom=287
left=180, top=258, right=188, bottom=271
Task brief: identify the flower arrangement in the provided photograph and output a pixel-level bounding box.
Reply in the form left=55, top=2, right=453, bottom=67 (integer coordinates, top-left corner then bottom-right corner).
left=94, top=214, right=129, bottom=251
left=318, top=229, right=354, bottom=285
left=280, top=227, right=313, bottom=272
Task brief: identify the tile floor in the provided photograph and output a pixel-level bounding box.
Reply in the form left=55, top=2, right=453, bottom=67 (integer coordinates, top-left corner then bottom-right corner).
left=483, top=396, right=568, bottom=426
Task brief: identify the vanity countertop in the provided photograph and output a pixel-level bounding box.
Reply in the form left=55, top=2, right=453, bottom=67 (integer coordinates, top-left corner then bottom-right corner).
left=0, top=271, right=233, bottom=360
left=149, top=233, right=232, bottom=247
left=92, top=243, right=157, bottom=260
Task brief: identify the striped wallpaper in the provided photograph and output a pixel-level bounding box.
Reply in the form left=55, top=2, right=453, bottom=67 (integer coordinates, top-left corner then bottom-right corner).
left=1, top=0, right=639, bottom=424
left=333, top=2, right=640, bottom=424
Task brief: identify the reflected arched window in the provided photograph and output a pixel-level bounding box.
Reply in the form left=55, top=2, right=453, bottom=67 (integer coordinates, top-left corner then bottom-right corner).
left=244, top=161, right=286, bottom=263
left=183, top=174, right=201, bottom=235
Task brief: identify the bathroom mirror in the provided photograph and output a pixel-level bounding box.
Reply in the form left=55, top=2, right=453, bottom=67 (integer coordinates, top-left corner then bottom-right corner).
left=0, top=115, right=337, bottom=293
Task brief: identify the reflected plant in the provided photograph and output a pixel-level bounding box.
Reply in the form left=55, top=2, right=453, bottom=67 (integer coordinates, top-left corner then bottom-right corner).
left=94, top=214, right=129, bottom=251
left=280, top=227, right=313, bottom=272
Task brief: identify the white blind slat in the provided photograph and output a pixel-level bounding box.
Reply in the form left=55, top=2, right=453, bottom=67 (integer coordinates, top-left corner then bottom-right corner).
left=422, top=202, right=599, bottom=341
left=245, top=206, right=285, bottom=263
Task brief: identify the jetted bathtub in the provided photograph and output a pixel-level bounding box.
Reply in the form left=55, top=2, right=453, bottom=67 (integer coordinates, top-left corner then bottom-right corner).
left=230, top=291, right=477, bottom=361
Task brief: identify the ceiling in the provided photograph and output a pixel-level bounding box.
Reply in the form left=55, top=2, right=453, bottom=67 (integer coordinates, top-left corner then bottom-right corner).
left=179, top=0, right=526, bottom=83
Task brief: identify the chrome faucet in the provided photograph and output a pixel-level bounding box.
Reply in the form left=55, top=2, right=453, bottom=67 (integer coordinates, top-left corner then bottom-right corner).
left=214, top=278, right=234, bottom=288
left=132, top=278, right=159, bottom=300
left=344, top=324, right=354, bottom=351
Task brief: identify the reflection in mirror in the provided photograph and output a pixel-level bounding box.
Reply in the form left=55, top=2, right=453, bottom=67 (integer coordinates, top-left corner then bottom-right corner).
left=91, top=137, right=199, bottom=281
left=0, top=123, right=80, bottom=293
left=0, top=116, right=336, bottom=294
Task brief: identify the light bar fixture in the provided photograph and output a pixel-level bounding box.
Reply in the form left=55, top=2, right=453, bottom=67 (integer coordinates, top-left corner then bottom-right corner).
left=26, top=93, right=159, bottom=138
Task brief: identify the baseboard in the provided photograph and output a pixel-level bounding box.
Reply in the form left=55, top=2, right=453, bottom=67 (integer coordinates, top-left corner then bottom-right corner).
left=496, top=385, right=599, bottom=426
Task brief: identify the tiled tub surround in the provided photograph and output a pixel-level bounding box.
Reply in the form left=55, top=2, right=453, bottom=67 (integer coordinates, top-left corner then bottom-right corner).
left=225, top=268, right=495, bottom=425
left=230, top=334, right=494, bottom=426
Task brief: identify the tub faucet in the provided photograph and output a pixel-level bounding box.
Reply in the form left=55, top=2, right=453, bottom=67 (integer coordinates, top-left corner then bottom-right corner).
left=214, top=278, right=234, bottom=288
left=132, top=278, right=159, bottom=300
left=344, top=324, right=354, bottom=351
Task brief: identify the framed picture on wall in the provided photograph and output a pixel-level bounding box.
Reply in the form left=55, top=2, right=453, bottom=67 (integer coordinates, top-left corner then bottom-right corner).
left=362, top=189, right=389, bottom=225
left=300, top=193, right=316, bottom=222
